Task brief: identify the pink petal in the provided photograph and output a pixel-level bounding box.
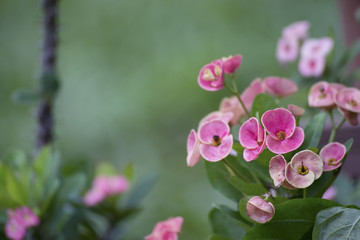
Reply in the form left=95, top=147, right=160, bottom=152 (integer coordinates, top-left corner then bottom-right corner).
left=241, top=78, right=265, bottom=110
left=308, top=81, right=335, bottom=108
left=261, top=108, right=296, bottom=139
left=108, top=176, right=130, bottom=195
left=219, top=96, right=245, bottom=125
left=93, top=176, right=112, bottom=195
left=239, top=117, right=263, bottom=149
left=322, top=186, right=337, bottom=200
left=335, top=87, right=360, bottom=113
left=222, top=55, right=242, bottom=74
left=285, top=163, right=316, bottom=188
left=198, top=120, right=230, bottom=144
left=243, top=140, right=266, bottom=162
left=186, top=130, right=201, bottom=167
left=263, top=77, right=298, bottom=97
left=269, top=155, right=287, bottom=187
left=15, top=207, right=40, bottom=228
left=337, top=107, right=359, bottom=126
left=246, top=196, right=275, bottom=224
left=83, top=188, right=106, bottom=206
left=320, top=142, right=346, bottom=171
left=301, top=38, right=334, bottom=58
left=5, top=217, right=26, bottom=240
left=266, top=127, right=304, bottom=154
left=198, top=60, right=224, bottom=91
left=282, top=21, right=310, bottom=40
left=145, top=217, right=183, bottom=240
left=199, top=111, right=234, bottom=126
left=290, top=150, right=323, bottom=179
left=298, top=55, right=325, bottom=78
left=199, top=135, right=233, bottom=162
left=276, top=36, right=298, bottom=64
left=288, top=104, right=305, bottom=117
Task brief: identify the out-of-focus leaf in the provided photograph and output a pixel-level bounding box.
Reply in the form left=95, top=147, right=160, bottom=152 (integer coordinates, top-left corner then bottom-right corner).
left=209, top=235, right=233, bottom=240
left=301, top=112, right=327, bottom=149
left=209, top=205, right=248, bottom=239
left=242, top=198, right=340, bottom=240
left=0, top=163, right=16, bottom=208
left=250, top=94, right=278, bottom=117
left=122, top=174, right=157, bottom=208
left=230, top=125, right=241, bottom=142
left=6, top=167, right=28, bottom=205
left=313, top=206, right=360, bottom=240
left=96, top=162, right=117, bottom=176
left=122, top=163, right=134, bottom=181
left=229, top=176, right=268, bottom=196
left=11, top=89, right=41, bottom=104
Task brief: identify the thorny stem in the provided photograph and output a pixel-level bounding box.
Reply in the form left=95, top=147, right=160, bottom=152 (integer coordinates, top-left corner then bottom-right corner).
left=36, top=0, right=60, bottom=150
left=223, top=76, right=251, bottom=118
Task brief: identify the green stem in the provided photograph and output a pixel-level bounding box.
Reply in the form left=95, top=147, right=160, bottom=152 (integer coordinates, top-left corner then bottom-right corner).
left=303, top=188, right=307, bottom=199
left=329, top=116, right=346, bottom=143
left=223, top=78, right=251, bottom=118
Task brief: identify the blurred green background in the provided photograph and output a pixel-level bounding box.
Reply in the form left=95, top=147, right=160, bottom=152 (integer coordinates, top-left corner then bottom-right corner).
left=0, top=0, right=343, bottom=239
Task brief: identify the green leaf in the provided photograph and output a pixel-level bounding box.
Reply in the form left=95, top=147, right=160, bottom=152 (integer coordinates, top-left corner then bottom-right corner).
left=5, top=167, right=28, bottom=205
left=313, top=206, right=360, bottom=240
left=230, top=125, right=241, bottom=142
left=238, top=155, right=272, bottom=183
left=209, top=235, right=233, bottom=240
left=123, top=174, right=157, bottom=208
left=0, top=163, right=16, bottom=208
left=250, top=94, right=278, bottom=117
left=229, top=176, right=268, bottom=196
left=204, top=158, right=243, bottom=202
left=242, top=198, right=340, bottom=240
left=209, top=205, right=248, bottom=239
left=11, top=89, right=41, bottom=104
left=301, top=112, right=327, bottom=149
left=96, top=162, right=117, bottom=176
left=122, top=163, right=134, bottom=181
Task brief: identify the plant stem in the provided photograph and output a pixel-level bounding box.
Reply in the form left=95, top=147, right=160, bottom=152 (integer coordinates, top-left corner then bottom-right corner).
left=223, top=78, right=251, bottom=118
left=329, top=116, right=346, bottom=143
left=36, top=0, right=60, bottom=150
left=303, top=188, right=307, bottom=199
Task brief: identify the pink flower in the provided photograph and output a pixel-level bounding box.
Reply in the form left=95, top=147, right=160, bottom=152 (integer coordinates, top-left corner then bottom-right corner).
left=239, top=117, right=266, bottom=162
left=83, top=175, right=130, bottom=206
left=261, top=108, right=304, bottom=154
left=241, top=78, right=265, bottom=110
left=335, top=87, right=360, bottom=125
left=221, top=55, right=242, bottom=74
left=285, top=150, right=323, bottom=188
left=5, top=217, right=26, bottom=240
left=186, top=129, right=201, bottom=167
left=269, top=155, right=287, bottom=187
left=246, top=196, right=275, bottom=224
left=198, top=120, right=233, bottom=162
left=145, top=217, right=183, bottom=240
left=219, top=96, right=245, bottom=125
left=276, top=36, right=299, bottom=64
left=319, top=142, right=346, bottom=171
left=199, top=111, right=234, bottom=126
left=263, top=77, right=298, bottom=97
left=322, top=186, right=337, bottom=200
left=308, top=81, right=337, bottom=108
left=14, top=207, right=39, bottom=228
left=282, top=21, right=310, bottom=40
left=288, top=104, right=305, bottom=117
left=298, top=38, right=333, bottom=77
left=5, top=207, right=40, bottom=240
left=198, top=60, right=224, bottom=91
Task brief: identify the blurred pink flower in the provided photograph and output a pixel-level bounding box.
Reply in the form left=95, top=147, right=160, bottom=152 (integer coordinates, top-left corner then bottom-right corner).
left=263, top=77, right=298, bottom=97
left=5, top=217, right=26, bottom=240
left=285, top=150, right=323, bottom=188
left=320, top=142, right=346, bottom=171
left=221, top=55, right=242, bottom=74
left=282, top=21, right=310, bottom=40
left=322, top=186, right=337, bottom=200
left=108, top=176, right=130, bottom=194
left=186, top=129, right=202, bottom=167
left=261, top=108, right=304, bottom=154
left=239, top=117, right=266, bottom=162
left=5, top=207, right=39, bottom=240
left=276, top=36, right=299, bottom=64
left=83, top=188, right=106, bottom=207
left=198, top=60, right=224, bottom=91
left=145, top=217, right=183, bottom=240
left=219, top=96, right=245, bottom=125
left=246, top=196, right=275, bottom=224
left=15, top=207, right=40, bottom=228
left=288, top=104, right=305, bottom=117
left=199, top=111, right=234, bottom=126
left=308, top=81, right=337, bottom=108
left=198, top=120, right=233, bottom=162
left=335, top=87, right=360, bottom=125
left=298, top=55, right=325, bottom=77
left=241, top=78, right=265, bottom=110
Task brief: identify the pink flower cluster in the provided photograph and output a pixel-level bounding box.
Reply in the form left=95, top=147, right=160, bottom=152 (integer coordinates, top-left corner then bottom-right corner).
left=308, top=81, right=360, bottom=125
left=276, top=21, right=334, bottom=77
left=5, top=207, right=39, bottom=240
left=83, top=175, right=130, bottom=206
left=145, top=217, right=183, bottom=240
left=269, top=142, right=346, bottom=189
left=246, top=196, right=275, bottom=224
left=239, top=108, right=304, bottom=161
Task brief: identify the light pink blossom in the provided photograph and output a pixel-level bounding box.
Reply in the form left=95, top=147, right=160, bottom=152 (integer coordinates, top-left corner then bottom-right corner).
left=83, top=188, right=106, bottom=207
left=221, top=55, right=242, bottom=74
left=145, top=217, right=183, bottom=240
left=276, top=36, right=299, bottom=64
left=246, top=196, right=275, bottom=224
left=322, top=186, right=337, bottom=200
left=263, top=77, right=298, bottom=97
left=319, top=142, right=346, bottom=171
left=261, top=108, right=304, bottom=154
left=219, top=96, right=245, bottom=125
left=198, top=120, right=233, bottom=162
left=298, top=55, right=326, bottom=77
left=14, top=207, right=39, bottom=228
left=199, top=111, right=234, bottom=126
left=288, top=104, right=305, bottom=117
left=335, top=87, right=360, bottom=126
left=5, top=207, right=40, bottom=240
left=5, top=217, right=26, bottom=240
left=239, top=117, right=266, bottom=162
left=308, top=81, right=337, bottom=108
left=198, top=60, right=224, bottom=91
left=285, top=150, right=323, bottom=188
left=186, top=129, right=201, bottom=167
left=269, top=155, right=287, bottom=187
left=241, top=78, right=265, bottom=111
left=108, top=176, right=130, bottom=194
left=282, top=21, right=310, bottom=40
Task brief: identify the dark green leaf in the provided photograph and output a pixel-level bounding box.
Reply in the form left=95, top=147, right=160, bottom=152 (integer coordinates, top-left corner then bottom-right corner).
left=250, top=94, right=278, bottom=117
left=209, top=235, right=233, bottom=240
left=123, top=174, right=157, bottom=208
left=5, top=167, right=28, bottom=205
left=301, top=112, right=327, bottom=149
left=242, top=198, right=340, bottom=240
left=313, top=206, right=360, bottom=240
left=238, top=155, right=272, bottom=183
left=229, top=176, right=268, bottom=196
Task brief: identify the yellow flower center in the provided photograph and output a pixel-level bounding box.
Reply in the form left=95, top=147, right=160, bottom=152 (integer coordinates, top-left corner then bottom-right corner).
left=328, top=158, right=337, bottom=165
left=213, top=135, right=221, bottom=146
left=214, top=65, right=222, bottom=77
left=276, top=131, right=286, bottom=140
left=318, top=87, right=327, bottom=99
left=349, top=99, right=358, bottom=107
left=298, top=162, right=309, bottom=175
left=202, top=68, right=216, bottom=81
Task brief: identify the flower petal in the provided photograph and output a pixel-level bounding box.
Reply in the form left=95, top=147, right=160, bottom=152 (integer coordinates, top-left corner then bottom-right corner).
left=266, top=127, right=304, bottom=154
left=269, top=155, right=287, bottom=187
left=263, top=77, right=298, bottom=97
left=239, top=117, right=262, bottom=149
left=198, top=120, right=230, bottom=144
left=199, top=135, right=233, bottom=162
left=290, top=150, right=323, bottom=179
left=246, top=196, right=275, bottom=223
left=285, top=163, right=316, bottom=188
left=320, top=142, right=346, bottom=171
left=261, top=108, right=296, bottom=139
